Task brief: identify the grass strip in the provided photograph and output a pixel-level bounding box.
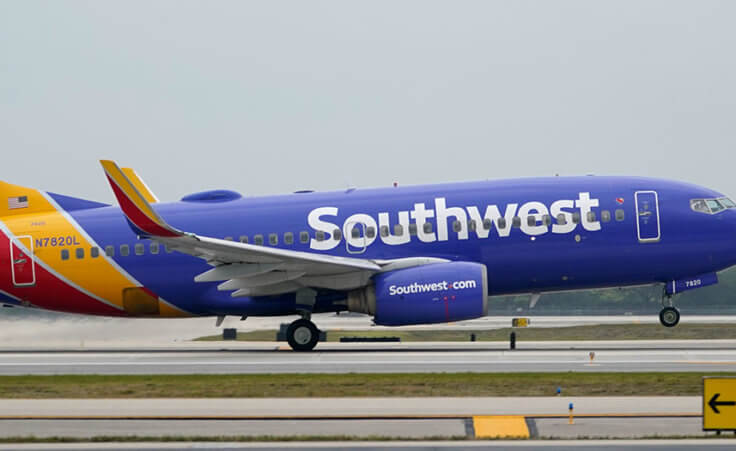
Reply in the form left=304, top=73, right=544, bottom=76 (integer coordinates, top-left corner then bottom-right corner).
left=0, top=435, right=470, bottom=443
left=0, top=373, right=730, bottom=398
left=0, top=434, right=733, bottom=443
left=195, top=323, right=736, bottom=342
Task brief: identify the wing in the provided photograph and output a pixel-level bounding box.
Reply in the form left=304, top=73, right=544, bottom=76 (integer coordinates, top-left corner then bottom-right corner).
left=100, top=160, right=445, bottom=297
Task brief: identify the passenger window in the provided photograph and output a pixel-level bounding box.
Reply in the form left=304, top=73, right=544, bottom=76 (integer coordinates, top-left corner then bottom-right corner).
left=542, top=215, right=552, bottom=226
left=315, top=231, right=325, bottom=242
left=165, top=244, right=173, bottom=253
left=351, top=226, right=361, bottom=238
left=254, top=234, right=264, bottom=245
left=587, top=211, right=596, bottom=222
left=269, top=233, right=278, bottom=245
left=284, top=232, right=294, bottom=245
left=239, top=235, right=249, bottom=244
left=468, top=220, right=476, bottom=231
left=150, top=242, right=159, bottom=255
left=452, top=220, right=462, bottom=232
left=423, top=222, right=433, bottom=234
left=556, top=214, right=567, bottom=225
left=615, top=209, right=625, bottom=221
left=120, top=244, right=130, bottom=257
left=90, top=247, right=99, bottom=258
left=572, top=212, right=581, bottom=224
left=105, top=245, right=114, bottom=257
left=527, top=216, right=536, bottom=227
left=512, top=217, right=521, bottom=228
left=409, top=223, right=418, bottom=235
left=380, top=225, right=389, bottom=237
left=494, top=218, right=504, bottom=229
left=224, top=236, right=234, bottom=241
left=601, top=210, right=611, bottom=223
left=135, top=243, right=144, bottom=256
left=394, top=224, right=404, bottom=236
left=61, top=249, right=69, bottom=260
left=366, top=226, right=376, bottom=238
left=75, top=248, right=84, bottom=259
left=332, top=229, right=342, bottom=241
left=300, top=231, right=309, bottom=243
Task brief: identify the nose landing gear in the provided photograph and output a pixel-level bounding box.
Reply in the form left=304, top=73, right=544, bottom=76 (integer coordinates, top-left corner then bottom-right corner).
left=659, top=294, right=680, bottom=328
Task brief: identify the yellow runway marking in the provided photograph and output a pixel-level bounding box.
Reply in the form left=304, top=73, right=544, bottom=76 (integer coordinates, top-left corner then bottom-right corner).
left=473, top=415, right=529, bottom=439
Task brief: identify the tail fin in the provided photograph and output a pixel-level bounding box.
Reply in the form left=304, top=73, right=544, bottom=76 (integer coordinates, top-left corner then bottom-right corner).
left=100, top=160, right=181, bottom=238
left=0, top=180, right=107, bottom=218
left=121, top=167, right=159, bottom=204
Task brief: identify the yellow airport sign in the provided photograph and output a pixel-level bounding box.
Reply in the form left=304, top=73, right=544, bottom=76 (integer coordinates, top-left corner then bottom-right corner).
left=703, top=377, right=736, bottom=431
left=512, top=318, right=530, bottom=328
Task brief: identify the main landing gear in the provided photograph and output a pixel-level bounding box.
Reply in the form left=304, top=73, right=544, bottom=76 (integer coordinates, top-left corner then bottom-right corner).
left=659, top=294, right=680, bottom=328
left=286, top=317, right=321, bottom=352
left=286, top=288, right=321, bottom=352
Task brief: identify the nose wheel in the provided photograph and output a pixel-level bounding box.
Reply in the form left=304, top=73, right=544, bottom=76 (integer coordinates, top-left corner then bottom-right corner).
left=659, top=307, right=680, bottom=327
left=286, top=318, right=320, bottom=352
left=659, top=294, right=680, bottom=328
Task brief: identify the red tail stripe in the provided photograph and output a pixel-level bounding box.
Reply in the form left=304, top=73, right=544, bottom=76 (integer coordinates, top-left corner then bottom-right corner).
left=106, top=175, right=179, bottom=238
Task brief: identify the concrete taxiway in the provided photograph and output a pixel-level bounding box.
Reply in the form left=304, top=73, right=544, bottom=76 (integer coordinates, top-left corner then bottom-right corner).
left=1, top=341, right=735, bottom=374
left=0, top=397, right=712, bottom=441
left=0, top=396, right=702, bottom=417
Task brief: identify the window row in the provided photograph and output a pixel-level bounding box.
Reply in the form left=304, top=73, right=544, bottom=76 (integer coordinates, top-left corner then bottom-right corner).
left=60, top=242, right=174, bottom=260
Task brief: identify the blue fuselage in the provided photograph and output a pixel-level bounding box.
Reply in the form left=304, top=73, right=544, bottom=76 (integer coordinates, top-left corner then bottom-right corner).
left=62, top=176, right=736, bottom=317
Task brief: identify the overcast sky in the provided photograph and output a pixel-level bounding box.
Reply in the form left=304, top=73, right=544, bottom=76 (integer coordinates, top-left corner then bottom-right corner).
left=1, top=1, right=735, bottom=204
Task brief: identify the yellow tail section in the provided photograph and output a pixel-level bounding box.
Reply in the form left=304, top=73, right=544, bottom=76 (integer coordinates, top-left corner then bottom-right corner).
left=121, top=167, right=159, bottom=204
left=0, top=180, right=54, bottom=218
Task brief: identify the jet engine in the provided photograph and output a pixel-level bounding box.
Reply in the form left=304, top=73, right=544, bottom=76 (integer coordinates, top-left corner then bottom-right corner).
left=347, top=261, right=488, bottom=326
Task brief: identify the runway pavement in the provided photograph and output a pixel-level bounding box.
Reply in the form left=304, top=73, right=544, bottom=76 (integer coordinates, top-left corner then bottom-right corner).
left=1, top=314, right=735, bottom=349
left=1, top=341, right=736, bottom=374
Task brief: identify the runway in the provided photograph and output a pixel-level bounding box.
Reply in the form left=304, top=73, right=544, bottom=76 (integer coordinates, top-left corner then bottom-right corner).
left=1, top=341, right=736, bottom=374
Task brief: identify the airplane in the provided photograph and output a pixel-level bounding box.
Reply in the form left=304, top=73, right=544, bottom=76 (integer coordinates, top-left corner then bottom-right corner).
left=1, top=161, right=735, bottom=351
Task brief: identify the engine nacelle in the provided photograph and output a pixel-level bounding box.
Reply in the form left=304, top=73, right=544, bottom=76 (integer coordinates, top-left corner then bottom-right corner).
left=347, top=261, right=488, bottom=326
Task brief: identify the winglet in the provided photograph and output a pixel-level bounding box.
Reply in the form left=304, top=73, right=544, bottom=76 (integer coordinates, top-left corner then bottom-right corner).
left=100, top=160, right=182, bottom=238
left=121, top=167, right=159, bottom=203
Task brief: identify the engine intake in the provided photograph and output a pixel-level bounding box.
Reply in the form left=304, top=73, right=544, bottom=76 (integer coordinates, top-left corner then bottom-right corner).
left=348, top=261, right=488, bottom=326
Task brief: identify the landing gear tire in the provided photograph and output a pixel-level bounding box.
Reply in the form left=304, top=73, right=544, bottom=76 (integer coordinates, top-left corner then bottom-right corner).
left=286, top=319, right=320, bottom=352
left=659, top=306, right=680, bottom=328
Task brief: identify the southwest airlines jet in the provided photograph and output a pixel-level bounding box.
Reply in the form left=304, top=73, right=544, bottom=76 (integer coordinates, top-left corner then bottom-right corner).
left=1, top=161, right=736, bottom=351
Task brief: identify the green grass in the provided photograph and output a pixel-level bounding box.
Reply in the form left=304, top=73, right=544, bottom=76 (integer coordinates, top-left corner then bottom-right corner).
left=195, top=323, right=736, bottom=342
left=0, top=373, right=730, bottom=398
left=0, top=435, right=470, bottom=444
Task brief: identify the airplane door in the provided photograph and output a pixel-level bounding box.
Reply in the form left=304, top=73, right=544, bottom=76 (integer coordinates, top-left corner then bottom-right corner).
left=10, top=235, right=36, bottom=286
left=635, top=191, right=661, bottom=243
left=345, top=221, right=367, bottom=254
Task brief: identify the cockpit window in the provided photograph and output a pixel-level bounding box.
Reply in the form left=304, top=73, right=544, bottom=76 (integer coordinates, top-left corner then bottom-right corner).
left=691, top=197, right=735, bottom=214
left=706, top=199, right=725, bottom=213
